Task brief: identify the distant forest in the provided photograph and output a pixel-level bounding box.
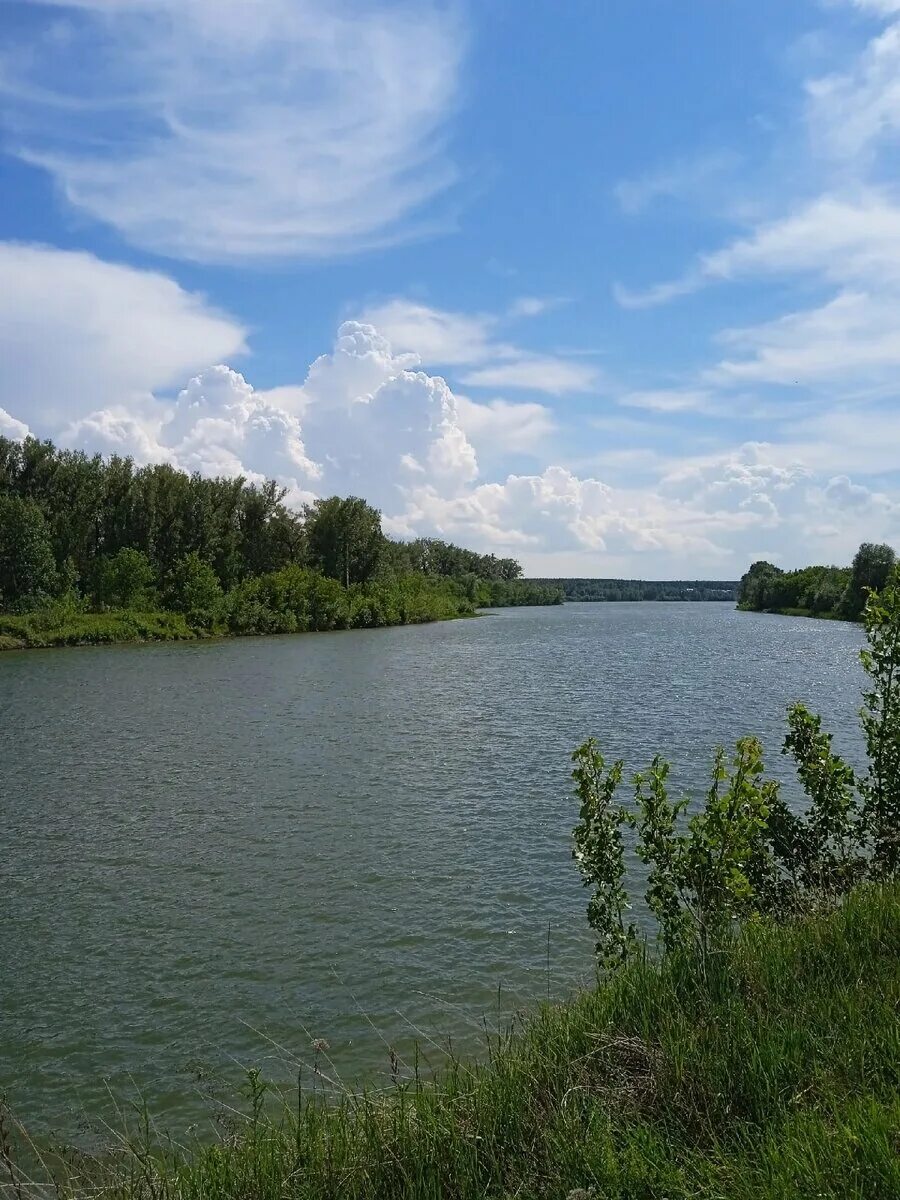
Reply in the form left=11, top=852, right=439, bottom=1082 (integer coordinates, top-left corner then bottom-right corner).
left=529, top=578, right=740, bottom=603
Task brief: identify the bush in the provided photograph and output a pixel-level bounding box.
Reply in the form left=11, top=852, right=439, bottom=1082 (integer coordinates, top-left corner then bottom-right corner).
left=165, top=553, right=223, bottom=629
left=91, top=547, right=156, bottom=610
left=574, top=567, right=900, bottom=963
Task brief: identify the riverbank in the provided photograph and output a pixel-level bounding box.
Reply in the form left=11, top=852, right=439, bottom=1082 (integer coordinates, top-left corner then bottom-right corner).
left=0, top=566, right=566, bottom=651
left=0, top=608, right=199, bottom=649
left=737, top=604, right=854, bottom=622
left=0, top=604, right=467, bottom=651
left=9, top=883, right=898, bottom=1200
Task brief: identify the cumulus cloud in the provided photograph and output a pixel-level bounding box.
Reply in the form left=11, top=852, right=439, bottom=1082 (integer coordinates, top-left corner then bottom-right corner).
left=1, top=243, right=898, bottom=574
left=0, top=408, right=30, bottom=442
left=660, top=444, right=810, bottom=527
left=823, top=473, right=881, bottom=509
left=167, top=366, right=321, bottom=487
left=1, top=0, right=463, bottom=263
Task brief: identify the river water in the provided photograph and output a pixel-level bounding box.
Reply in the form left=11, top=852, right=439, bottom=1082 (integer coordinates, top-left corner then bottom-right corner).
left=1, top=603, right=866, bottom=1137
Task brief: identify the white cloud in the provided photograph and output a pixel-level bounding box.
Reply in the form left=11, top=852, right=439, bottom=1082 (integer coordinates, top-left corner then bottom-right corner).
left=779, top=404, right=900, bottom=474
left=614, top=11, right=900, bottom=317
left=616, top=192, right=900, bottom=308
left=166, top=366, right=321, bottom=483
left=709, top=289, right=900, bottom=385
left=612, top=278, right=701, bottom=310
left=0, top=244, right=897, bottom=574
left=459, top=358, right=597, bottom=395
left=661, top=444, right=808, bottom=513
left=0, top=409, right=30, bottom=442
left=823, top=473, right=882, bottom=509
left=849, top=1, right=900, bottom=15
left=0, top=243, right=246, bottom=429
left=1, top=0, right=463, bottom=263
left=290, top=322, right=481, bottom=506
left=62, top=408, right=169, bottom=464
left=701, top=193, right=900, bottom=286
left=357, top=298, right=598, bottom=394
left=618, top=389, right=715, bottom=413
left=614, top=150, right=741, bottom=215
left=808, top=22, right=900, bottom=162
left=455, top=395, right=557, bottom=455
left=506, top=296, right=566, bottom=318
left=358, top=301, right=499, bottom=366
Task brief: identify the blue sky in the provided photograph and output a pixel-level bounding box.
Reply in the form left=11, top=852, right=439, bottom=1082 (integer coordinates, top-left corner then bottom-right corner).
left=2, top=0, right=899, bottom=576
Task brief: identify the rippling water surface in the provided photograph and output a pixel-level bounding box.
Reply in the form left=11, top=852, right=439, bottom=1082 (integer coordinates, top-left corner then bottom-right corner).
left=1, top=603, right=865, bottom=1134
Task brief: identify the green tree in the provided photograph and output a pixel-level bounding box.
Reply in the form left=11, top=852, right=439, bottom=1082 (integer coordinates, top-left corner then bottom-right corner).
left=859, top=568, right=900, bottom=873
left=91, top=547, right=155, bottom=610
left=0, top=493, right=58, bottom=608
left=738, top=560, right=784, bottom=611
left=304, top=496, right=383, bottom=588
left=571, top=740, right=635, bottom=969
left=165, top=552, right=223, bottom=628
left=844, top=542, right=897, bottom=619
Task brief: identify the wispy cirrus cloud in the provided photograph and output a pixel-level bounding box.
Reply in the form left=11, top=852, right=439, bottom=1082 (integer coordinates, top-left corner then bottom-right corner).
left=1, top=0, right=465, bottom=264
left=612, top=0, right=900, bottom=424
left=613, top=150, right=741, bottom=215
left=357, top=298, right=598, bottom=395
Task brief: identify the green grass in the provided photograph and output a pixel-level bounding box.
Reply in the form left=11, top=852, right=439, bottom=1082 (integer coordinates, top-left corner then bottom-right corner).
left=0, top=608, right=197, bottom=649
left=7, top=884, right=899, bottom=1200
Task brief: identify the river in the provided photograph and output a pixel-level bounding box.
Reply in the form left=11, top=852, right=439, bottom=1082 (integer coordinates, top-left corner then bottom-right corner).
left=1, top=603, right=866, bottom=1137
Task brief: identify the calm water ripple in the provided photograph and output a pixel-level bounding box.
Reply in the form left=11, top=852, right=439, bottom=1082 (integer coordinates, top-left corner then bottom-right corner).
left=1, top=603, right=865, bottom=1135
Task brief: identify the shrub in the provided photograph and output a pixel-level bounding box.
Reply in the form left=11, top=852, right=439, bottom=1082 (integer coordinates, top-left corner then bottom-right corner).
left=165, top=553, right=223, bottom=629
left=573, top=567, right=900, bottom=964
left=91, top=547, right=156, bottom=610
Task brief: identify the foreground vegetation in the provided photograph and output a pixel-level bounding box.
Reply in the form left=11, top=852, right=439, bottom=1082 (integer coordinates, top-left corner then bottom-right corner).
left=5, top=885, right=898, bottom=1200
left=0, top=436, right=561, bottom=649
left=738, top=541, right=896, bottom=621
left=4, top=556, right=899, bottom=1197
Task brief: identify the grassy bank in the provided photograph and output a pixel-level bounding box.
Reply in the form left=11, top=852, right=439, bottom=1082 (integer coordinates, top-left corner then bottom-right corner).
left=0, top=608, right=197, bottom=649
left=8, top=883, right=898, bottom=1200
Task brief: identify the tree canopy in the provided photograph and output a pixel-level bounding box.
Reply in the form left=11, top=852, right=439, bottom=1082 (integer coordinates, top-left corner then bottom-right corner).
left=0, top=435, right=561, bottom=636
left=737, top=544, right=897, bottom=621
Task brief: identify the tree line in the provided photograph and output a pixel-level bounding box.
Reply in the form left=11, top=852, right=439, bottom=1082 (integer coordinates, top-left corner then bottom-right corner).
left=530, top=578, right=739, bottom=602
left=738, top=542, right=897, bottom=621
left=0, top=436, right=562, bottom=641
